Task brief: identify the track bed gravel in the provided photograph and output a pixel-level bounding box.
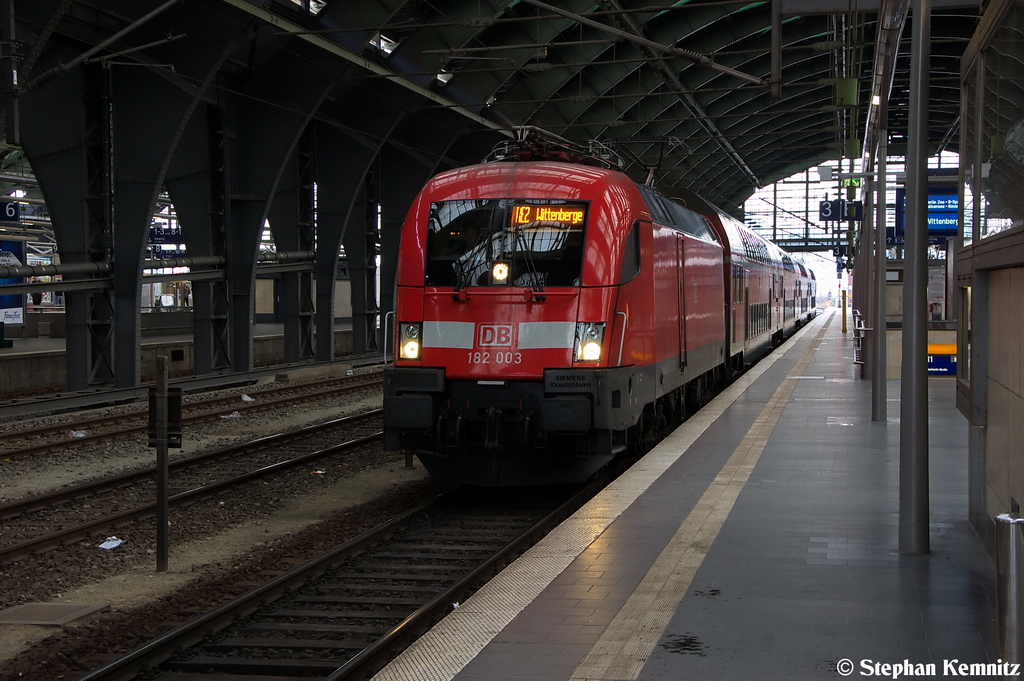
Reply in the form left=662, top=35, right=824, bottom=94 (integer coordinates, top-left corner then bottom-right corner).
left=0, top=373, right=447, bottom=681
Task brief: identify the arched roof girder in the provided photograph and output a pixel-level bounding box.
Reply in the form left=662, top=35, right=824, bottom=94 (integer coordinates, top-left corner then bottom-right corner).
left=10, top=0, right=984, bottom=240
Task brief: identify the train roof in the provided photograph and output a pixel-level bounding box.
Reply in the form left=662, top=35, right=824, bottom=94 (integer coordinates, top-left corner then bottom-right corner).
left=663, top=186, right=809, bottom=274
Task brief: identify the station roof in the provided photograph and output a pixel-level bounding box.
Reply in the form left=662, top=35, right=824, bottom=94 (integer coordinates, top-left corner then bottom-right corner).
left=12, top=0, right=980, bottom=222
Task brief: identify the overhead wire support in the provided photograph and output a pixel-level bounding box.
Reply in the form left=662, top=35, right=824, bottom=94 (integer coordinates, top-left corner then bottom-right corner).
left=25, top=0, right=183, bottom=90
left=81, top=33, right=187, bottom=66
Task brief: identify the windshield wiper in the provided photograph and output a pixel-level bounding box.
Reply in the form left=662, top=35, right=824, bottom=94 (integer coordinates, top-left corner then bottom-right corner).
left=512, top=225, right=545, bottom=295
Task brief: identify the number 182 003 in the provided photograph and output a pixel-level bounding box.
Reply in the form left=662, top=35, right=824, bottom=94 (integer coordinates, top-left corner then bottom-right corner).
left=468, top=351, right=522, bottom=364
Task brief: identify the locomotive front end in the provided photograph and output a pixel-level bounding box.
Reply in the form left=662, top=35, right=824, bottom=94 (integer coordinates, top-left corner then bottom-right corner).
left=384, top=163, right=634, bottom=486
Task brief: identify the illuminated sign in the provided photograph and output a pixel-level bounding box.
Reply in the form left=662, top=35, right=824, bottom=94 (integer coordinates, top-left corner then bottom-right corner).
left=894, top=187, right=958, bottom=239
left=0, top=241, right=24, bottom=325
left=893, top=169, right=958, bottom=242
left=510, top=204, right=586, bottom=226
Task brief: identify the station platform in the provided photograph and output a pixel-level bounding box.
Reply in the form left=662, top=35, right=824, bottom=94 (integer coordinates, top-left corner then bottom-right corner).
left=0, top=323, right=362, bottom=395
left=372, top=307, right=997, bottom=681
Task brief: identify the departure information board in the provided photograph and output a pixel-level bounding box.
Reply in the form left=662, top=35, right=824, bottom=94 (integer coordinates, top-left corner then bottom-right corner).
left=510, top=203, right=587, bottom=227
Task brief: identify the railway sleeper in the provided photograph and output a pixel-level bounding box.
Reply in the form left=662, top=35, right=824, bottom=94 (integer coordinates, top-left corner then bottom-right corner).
left=165, top=656, right=347, bottom=676
left=233, top=621, right=391, bottom=636
left=312, top=584, right=444, bottom=594
left=324, top=572, right=457, bottom=582
left=257, top=609, right=406, bottom=619
left=290, top=595, right=427, bottom=606
left=204, top=637, right=370, bottom=651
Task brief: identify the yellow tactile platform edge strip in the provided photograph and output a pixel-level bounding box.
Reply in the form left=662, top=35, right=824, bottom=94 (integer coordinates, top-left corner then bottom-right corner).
left=570, top=315, right=831, bottom=681
left=371, top=310, right=834, bottom=681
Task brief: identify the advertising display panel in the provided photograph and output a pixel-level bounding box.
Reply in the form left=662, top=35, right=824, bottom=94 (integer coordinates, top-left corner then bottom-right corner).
left=0, top=241, right=25, bottom=325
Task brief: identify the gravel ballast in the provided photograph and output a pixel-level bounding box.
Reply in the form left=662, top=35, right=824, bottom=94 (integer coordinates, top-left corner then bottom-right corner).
left=0, top=374, right=447, bottom=681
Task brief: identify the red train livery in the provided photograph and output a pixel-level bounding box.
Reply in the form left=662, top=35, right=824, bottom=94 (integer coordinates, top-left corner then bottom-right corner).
left=384, top=159, right=816, bottom=486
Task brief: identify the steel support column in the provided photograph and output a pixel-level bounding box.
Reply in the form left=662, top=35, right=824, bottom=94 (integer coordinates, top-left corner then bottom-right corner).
left=269, top=127, right=316, bottom=364
left=861, top=177, right=875, bottom=380
left=223, top=62, right=332, bottom=373
left=1, top=0, right=19, bottom=145
left=343, top=175, right=379, bottom=357
left=21, top=61, right=115, bottom=389
left=312, top=122, right=381, bottom=361
left=107, top=63, right=199, bottom=387
left=204, top=106, right=233, bottom=374
left=899, top=0, right=930, bottom=555
left=872, top=131, right=888, bottom=421
left=165, top=104, right=233, bottom=376
left=152, top=5, right=248, bottom=377
left=80, top=63, right=115, bottom=388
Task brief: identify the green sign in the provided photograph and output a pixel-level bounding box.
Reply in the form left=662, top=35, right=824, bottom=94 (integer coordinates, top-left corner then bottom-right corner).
left=840, top=178, right=862, bottom=188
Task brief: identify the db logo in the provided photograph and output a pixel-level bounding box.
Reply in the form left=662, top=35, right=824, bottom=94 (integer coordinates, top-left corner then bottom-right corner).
left=477, top=324, right=513, bottom=347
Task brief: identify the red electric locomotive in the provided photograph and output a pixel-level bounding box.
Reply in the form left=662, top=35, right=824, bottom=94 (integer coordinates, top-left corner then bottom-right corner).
left=384, top=145, right=814, bottom=486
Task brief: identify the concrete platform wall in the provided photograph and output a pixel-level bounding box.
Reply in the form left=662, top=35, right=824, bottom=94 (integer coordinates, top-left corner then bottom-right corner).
left=884, top=328, right=957, bottom=379
left=986, top=266, right=1024, bottom=524
left=0, top=328, right=355, bottom=392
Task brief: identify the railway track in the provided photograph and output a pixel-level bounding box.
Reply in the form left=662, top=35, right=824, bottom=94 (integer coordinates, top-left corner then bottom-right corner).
left=0, top=370, right=384, bottom=460
left=73, top=481, right=598, bottom=681
left=0, top=409, right=384, bottom=564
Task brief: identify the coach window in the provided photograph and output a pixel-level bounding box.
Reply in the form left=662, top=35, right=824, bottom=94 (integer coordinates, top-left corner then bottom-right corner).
left=621, top=221, right=642, bottom=283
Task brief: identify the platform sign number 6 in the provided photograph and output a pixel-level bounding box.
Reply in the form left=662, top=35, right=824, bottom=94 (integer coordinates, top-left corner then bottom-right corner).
left=0, top=201, right=18, bottom=221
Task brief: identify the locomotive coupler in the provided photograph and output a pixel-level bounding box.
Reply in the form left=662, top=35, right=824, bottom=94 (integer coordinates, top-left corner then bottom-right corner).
left=484, top=407, right=502, bottom=452
left=443, top=411, right=466, bottom=449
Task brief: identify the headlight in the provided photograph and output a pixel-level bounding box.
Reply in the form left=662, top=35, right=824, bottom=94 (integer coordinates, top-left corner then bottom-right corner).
left=399, top=322, right=422, bottom=360
left=492, top=261, right=510, bottom=282
left=575, top=322, right=605, bottom=362
left=402, top=340, right=420, bottom=358
left=580, top=341, right=602, bottom=361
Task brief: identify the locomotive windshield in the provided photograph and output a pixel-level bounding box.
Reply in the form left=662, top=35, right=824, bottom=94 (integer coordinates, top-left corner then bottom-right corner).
left=424, top=199, right=588, bottom=289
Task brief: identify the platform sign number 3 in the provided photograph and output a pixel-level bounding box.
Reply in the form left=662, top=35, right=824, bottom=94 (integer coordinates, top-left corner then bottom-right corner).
left=818, top=199, right=844, bottom=222
left=0, top=202, right=19, bottom=221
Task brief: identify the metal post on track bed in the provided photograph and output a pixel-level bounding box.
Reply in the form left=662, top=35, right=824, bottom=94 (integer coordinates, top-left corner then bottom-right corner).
left=148, top=356, right=182, bottom=572
left=152, top=357, right=170, bottom=571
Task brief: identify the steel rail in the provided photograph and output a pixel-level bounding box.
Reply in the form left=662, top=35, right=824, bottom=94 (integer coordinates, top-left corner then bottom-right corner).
left=0, top=421, right=383, bottom=564
left=0, top=409, right=383, bottom=522
left=72, top=489, right=458, bottom=681
left=74, top=477, right=603, bottom=681
left=324, top=478, right=604, bottom=680
left=0, top=375, right=383, bottom=459
left=0, top=357, right=384, bottom=418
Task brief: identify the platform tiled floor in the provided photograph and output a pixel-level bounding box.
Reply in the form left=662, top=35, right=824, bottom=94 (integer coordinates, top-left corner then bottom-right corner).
left=373, top=309, right=997, bottom=681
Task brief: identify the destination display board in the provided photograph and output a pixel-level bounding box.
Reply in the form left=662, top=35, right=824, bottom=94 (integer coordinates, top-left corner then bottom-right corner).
left=510, top=203, right=587, bottom=227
